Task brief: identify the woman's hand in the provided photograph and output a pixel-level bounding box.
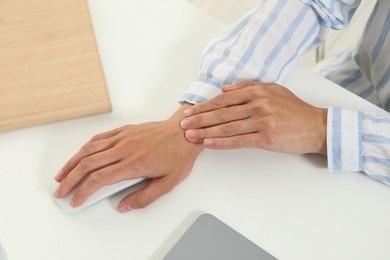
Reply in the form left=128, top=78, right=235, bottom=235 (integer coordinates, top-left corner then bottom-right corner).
left=54, top=104, right=204, bottom=212
left=180, top=81, right=327, bottom=155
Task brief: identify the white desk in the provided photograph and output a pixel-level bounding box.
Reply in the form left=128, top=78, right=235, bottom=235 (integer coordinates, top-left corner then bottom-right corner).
left=1, top=0, right=390, bottom=259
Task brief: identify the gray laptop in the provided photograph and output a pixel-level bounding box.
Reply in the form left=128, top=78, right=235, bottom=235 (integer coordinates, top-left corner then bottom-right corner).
left=164, top=213, right=278, bottom=260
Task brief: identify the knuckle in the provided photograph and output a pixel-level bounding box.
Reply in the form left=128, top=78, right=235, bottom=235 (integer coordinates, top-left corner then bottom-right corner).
left=62, top=162, right=72, bottom=174
left=264, top=132, right=279, bottom=147
left=221, top=123, right=234, bottom=136
left=212, top=94, right=226, bottom=107
left=233, top=136, right=245, bottom=148
left=90, top=134, right=102, bottom=142
left=133, top=154, right=147, bottom=170
left=237, top=81, right=254, bottom=89
left=262, top=101, right=273, bottom=114
left=124, top=153, right=145, bottom=173
left=79, top=157, right=94, bottom=171
left=60, top=176, right=76, bottom=195
left=266, top=117, right=277, bottom=131
left=263, top=122, right=280, bottom=146
left=250, top=102, right=262, bottom=114
left=262, top=97, right=272, bottom=106
left=192, top=114, right=203, bottom=127
left=133, top=196, right=149, bottom=209
left=216, top=137, right=243, bottom=149
left=252, top=98, right=273, bottom=114
left=218, top=138, right=226, bottom=149
left=61, top=176, right=71, bottom=187
left=114, top=140, right=127, bottom=150
left=267, top=82, right=278, bottom=88
left=89, top=172, right=104, bottom=187
left=249, top=85, right=266, bottom=97
left=197, top=102, right=206, bottom=114
left=80, top=142, right=96, bottom=155
left=195, top=128, right=205, bottom=139
left=242, top=81, right=253, bottom=86
left=216, top=107, right=228, bottom=121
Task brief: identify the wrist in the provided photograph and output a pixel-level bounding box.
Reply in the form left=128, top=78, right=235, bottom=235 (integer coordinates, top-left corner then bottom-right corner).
left=314, top=108, right=327, bottom=155
left=168, top=104, right=205, bottom=156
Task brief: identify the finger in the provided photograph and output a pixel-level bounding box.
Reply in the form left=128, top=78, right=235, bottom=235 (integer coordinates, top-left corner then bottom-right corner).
left=117, top=177, right=176, bottom=212
left=222, top=81, right=275, bottom=93
left=181, top=103, right=249, bottom=130
left=185, top=118, right=258, bottom=142
left=89, top=126, right=123, bottom=142
left=69, top=162, right=131, bottom=207
left=54, top=148, right=121, bottom=199
left=56, top=138, right=117, bottom=182
left=183, top=90, right=249, bottom=119
left=203, top=133, right=260, bottom=150
left=55, top=127, right=123, bottom=181
left=221, top=81, right=255, bottom=92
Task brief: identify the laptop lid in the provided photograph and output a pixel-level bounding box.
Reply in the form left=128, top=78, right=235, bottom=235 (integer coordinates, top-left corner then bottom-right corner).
left=164, top=213, right=278, bottom=260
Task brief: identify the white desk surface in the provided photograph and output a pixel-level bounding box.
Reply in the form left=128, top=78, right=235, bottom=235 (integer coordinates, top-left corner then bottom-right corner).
left=1, top=0, right=390, bottom=259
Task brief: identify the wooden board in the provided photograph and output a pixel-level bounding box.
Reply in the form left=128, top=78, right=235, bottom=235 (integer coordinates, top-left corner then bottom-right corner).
left=0, top=0, right=111, bottom=132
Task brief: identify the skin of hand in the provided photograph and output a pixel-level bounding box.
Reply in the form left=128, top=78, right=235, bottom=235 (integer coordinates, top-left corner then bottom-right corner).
left=180, top=81, right=327, bottom=155
left=53, top=103, right=204, bottom=212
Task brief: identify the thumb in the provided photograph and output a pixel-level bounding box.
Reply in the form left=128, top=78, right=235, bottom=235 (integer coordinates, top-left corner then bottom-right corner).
left=118, top=177, right=175, bottom=212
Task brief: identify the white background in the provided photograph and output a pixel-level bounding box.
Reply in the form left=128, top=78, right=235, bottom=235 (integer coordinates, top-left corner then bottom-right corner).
left=0, top=0, right=389, bottom=259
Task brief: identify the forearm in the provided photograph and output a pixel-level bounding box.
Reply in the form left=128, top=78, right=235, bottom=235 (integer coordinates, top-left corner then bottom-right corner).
left=182, top=0, right=362, bottom=105
left=182, top=0, right=323, bottom=104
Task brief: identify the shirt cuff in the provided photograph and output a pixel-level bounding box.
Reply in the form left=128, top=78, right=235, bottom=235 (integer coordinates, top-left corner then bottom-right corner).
left=180, top=78, right=223, bottom=104
left=327, top=106, right=363, bottom=172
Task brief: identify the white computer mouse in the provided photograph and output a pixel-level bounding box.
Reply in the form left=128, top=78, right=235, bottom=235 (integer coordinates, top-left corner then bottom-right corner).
left=52, top=177, right=145, bottom=213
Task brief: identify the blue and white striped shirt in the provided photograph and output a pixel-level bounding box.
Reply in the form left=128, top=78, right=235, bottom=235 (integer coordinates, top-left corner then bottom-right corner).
left=181, top=0, right=390, bottom=185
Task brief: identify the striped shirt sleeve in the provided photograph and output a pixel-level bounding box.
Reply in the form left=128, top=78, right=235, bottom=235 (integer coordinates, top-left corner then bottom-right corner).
left=181, top=0, right=361, bottom=104
left=179, top=0, right=390, bottom=186
left=314, top=0, right=390, bottom=112
left=328, top=107, right=390, bottom=185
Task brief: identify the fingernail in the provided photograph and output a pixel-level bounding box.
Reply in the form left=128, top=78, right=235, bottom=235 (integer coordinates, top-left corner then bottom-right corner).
left=55, top=170, right=64, bottom=180
left=186, top=130, right=197, bottom=138
left=53, top=188, right=60, bottom=198
left=204, top=139, right=214, bottom=146
left=184, top=108, right=193, bottom=117
left=180, top=119, right=190, bottom=129
left=119, top=203, right=133, bottom=213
